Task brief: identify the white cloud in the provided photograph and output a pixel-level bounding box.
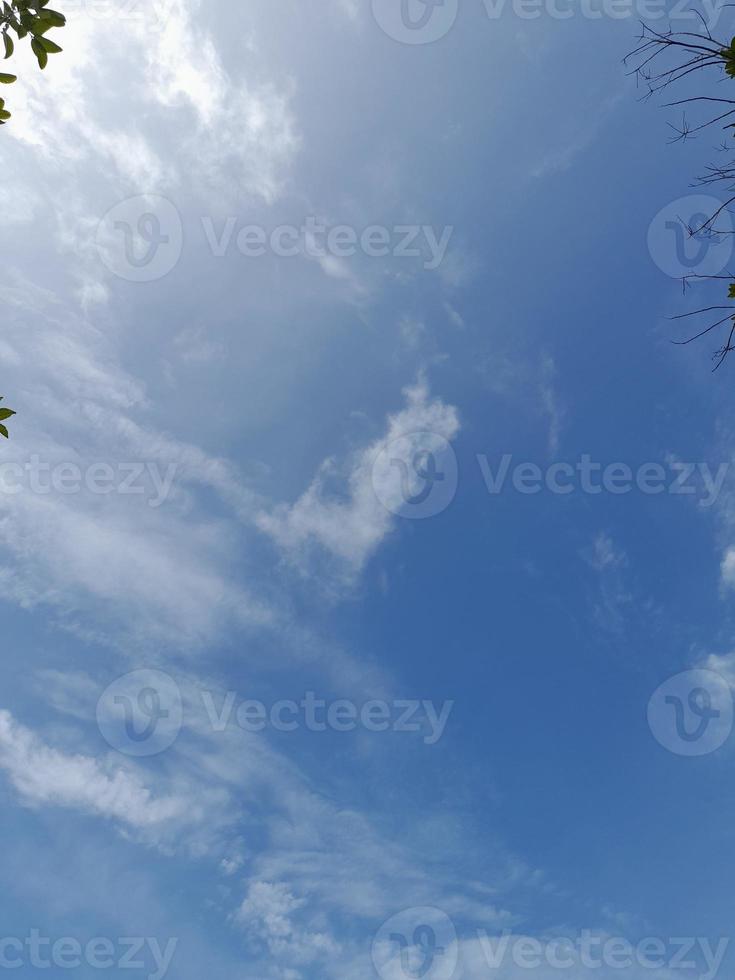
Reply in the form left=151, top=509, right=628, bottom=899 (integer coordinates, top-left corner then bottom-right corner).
left=0, top=710, right=186, bottom=828
left=139, top=0, right=300, bottom=204
left=582, top=532, right=636, bottom=636
left=477, top=352, right=563, bottom=456
left=721, top=548, right=735, bottom=591
left=6, top=0, right=299, bottom=205
left=539, top=354, right=563, bottom=457
left=257, top=378, right=460, bottom=574
left=235, top=881, right=340, bottom=965
left=0, top=498, right=258, bottom=642
left=704, top=651, right=735, bottom=686
left=586, top=532, right=626, bottom=573
left=0, top=276, right=271, bottom=645
left=444, top=302, right=465, bottom=329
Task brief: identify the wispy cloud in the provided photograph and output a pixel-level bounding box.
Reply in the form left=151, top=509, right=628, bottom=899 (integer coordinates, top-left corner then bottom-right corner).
left=582, top=532, right=633, bottom=636
left=530, top=94, right=623, bottom=179
left=0, top=710, right=189, bottom=829
left=257, top=378, right=460, bottom=577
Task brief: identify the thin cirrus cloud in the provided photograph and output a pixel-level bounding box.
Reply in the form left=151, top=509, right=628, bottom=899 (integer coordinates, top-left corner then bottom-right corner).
left=0, top=279, right=271, bottom=644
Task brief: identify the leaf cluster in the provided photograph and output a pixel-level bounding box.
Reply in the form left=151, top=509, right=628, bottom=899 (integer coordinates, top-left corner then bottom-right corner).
left=0, top=0, right=66, bottom=122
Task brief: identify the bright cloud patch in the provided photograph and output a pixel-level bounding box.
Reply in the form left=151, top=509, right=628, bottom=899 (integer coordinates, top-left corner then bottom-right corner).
left=0, top=710, right=185, bottom=828
left=235, top=881, right=340, bottom=966
left=257, top=379, right=460, bottom=574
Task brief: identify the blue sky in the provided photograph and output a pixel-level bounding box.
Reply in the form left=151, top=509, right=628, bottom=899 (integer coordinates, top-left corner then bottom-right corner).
left=1, top=1, right=735, bottom=978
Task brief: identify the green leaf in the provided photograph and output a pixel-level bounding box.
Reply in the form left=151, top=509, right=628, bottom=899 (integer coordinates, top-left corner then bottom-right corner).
left=31, top=35, right=47, bottom=68
left=728, top=283, right=735, bottom=299
left=38, top=35, right=60, bottom=52
left=0, top=71, right=17, bottom=83
left=0, top=408, right=15, bottom=421
left=41, top=9, right=65, bottom=26
left=0, top=108, right=10, bottom=120
left=0, top=425, right=9, bottom=439
left=33, top=9, right=65, bottom=29
left=2, top=31, right=13, bottom=58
